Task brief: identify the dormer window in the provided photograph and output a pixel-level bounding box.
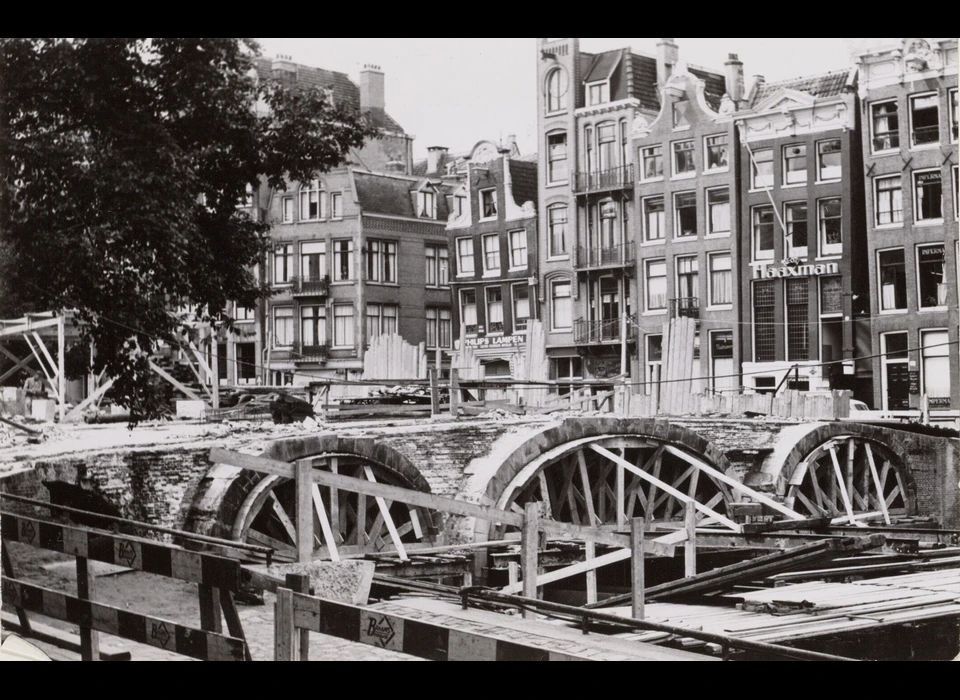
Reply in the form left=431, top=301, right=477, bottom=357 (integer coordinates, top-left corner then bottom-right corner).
left=300, top=180, right=326, bottom=221
left=418, top=189, right=437, bottom=219
left=587, top=81, right=609, bottom=106
left=480, top=188, right=497, bottom=220
left=454, top=193, right=467, bottom=218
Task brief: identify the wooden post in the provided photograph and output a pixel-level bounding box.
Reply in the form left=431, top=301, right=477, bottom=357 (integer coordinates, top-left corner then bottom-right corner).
left=585, top=541, right=597, bottom=605
left=211, top=331, right=220, bottom=410
left=76, top=556, right=100, bottom=661
left=521, top=502, right=540, bottom=620
left=286, top=573, right=311, bottom=661
left=2, top=546, right=31, bottom=633
left=295, top=460, right=314, bottom=563
left=630, top=518, right=645, bottom=620
left=198, top=584, right=223, bottom=634
left=429, top=368, right=439, bottom=417
left=684, top=501, right=697, bottom=577
left=275, top=587, right=295, bottom=662
left=219, top=589, right=252, bottom=661
left=57, top=315, right=66, bottom=423
left=450, top=368, right=460, bottom=416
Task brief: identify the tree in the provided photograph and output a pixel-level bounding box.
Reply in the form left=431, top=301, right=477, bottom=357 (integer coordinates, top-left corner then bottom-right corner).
left=0, top=38, right=378, bottom=419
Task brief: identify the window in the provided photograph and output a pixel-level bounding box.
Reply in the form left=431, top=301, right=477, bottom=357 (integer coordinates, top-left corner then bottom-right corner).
left=878, top=248, right=907, bottom=311
left=425, top=244, right=449, bottom=287
left=234, top=305, right=255, bottom=322
left=300, top=305, right=326, bottom=347
left=951, top=89, right=958, bottom=142
left=673, top=99, right=690, bottom=129
left=871, top=101, right=899, bottom=152
left=817, top=139, right=842, bottom=181
left=921, top=330, right=951, bottom=406
left=818, top=198, right=842, bottom=256
left=676, top=256, right=699, bottom=301
left=512, top=284, right=530, bottom=332
left=482, top=234, right=501, bottom=274
left=300, top=241, right=326, bottom=281
left=237, top=343, right=257, bottom=381
left=783, top=144, right=807, bottom=185
left=753, top=206, right=775, bottom=261
left=548, top=205, right=568, bottom=256
left=875, top=176, right=903, bottom=226
left=454, top=193, right=467, bottom=219
left=282, top=197, right=294, bottom=223
left=509, top=230, right=528, bottom=269
left=331, top=192, right=343, bottom=219
left=486, top=287, right=504, bottom=334
left=480, top=189, right=497, bottom=220
left=705, top=134, right=728, bottom=170
left=273, top=306, right=293, bottom=347
left=426, top=308, right=452, bottom=349
left=332, top=239, right=353, bottom=281
left=753, top=281, right=776, bottom=363
left=587, top=82, right=609, bottom=106
left=917, top=244, right=947, bottom=308
left=707, top=188, right=730, bottom=235
left=551, top=357, right=583, bottom=396
left=820, top=276, right=843, bottom=316
left=786, top=279, right=809, bottom=361
left=597, top=123, right=616, bottom=171
left=550, top=281, right=572, bottom=331
left=418, top=190, right=436, bottom=219
left=366, top=303, right=398, bottom=341
left=641, top=146, right=663, bottom=180
left=644, top=336, right=662, bottom=396
left=673, top=140, right=695, bottom=176
left=299, top=180, right=326, bottom=220
left=457, top=237, right=475, bottom=276
left=585, top=127, right=593, bottom=173
left=645, top=260, right=667, bottom=312
left=546, top=68, right=567, bottom=112
left=784, top=202, right=808, bottom=258
left=914, top=170, right=943, bottom=221
left=547, top=132, right=568, bottom=183
left=461, top=290, right=478, bottom=334
left=911, top=93, right=939, bottom=147
left=710, top=331, right=735, bottom=394
left=333, top=304, right=354, bottom=347
left=273, top=244, right=293, bottom=284
left=620, top=120, right=629, bottom=172
left=366, top=239, right=397, bottom=284
left=751, top=148, right=774, bottom=189
left=643, top=196, right=665, bottom=242
left=674, top=192, right=697, bottom=238
left=709, top=253, right=732, bottom=307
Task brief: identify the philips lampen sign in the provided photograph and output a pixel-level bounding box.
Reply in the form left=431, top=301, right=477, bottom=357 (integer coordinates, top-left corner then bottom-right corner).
left=753, top=257, right=840, bottom=279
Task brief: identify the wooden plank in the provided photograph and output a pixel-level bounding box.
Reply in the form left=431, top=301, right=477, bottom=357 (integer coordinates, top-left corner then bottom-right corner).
left=521, top=502, right=540, bottom=619
left=268, top=492, right=298, bottom=544
left=275, top=587, right=295, bottom=661
left=577, top=451, right=599, bottom=528
left=684, top=502, right=697, bottom=577
left=631, top=518, right=645, bottom=620
left=828, top=445, right=858, bottom=525
left=502, top=547, right=631, bottom=595
left=328, top=457, right=341, bottom=545
left=219, top=590, right=252, bottom=662
left=295, top=461, right=314, bottom=563
left=864, top=443, right=891, bottom=525
left=0, top=611, right=130, bottom=660
left=585, top=541, right=597, bottom=605
left=198, top=584, right=223, bottom=635
left=363, top=465, right=408, bottom=562
left=311, top=484, right=340, bottom=562
left=1, top=545, right=31, bottom=633
left=210, top=448, right=524, bottom=528
left=148, top=360, right=202, bottom=402
left=590, top=444, right=740, bottom=532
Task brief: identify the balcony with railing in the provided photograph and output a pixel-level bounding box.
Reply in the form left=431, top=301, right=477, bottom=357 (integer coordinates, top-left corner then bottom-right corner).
left=670, top=297, right=700, bottom=320
left=576, top=241, right=635, bottom=270
left=574, top=314, right=637, bottom=345
left=574, top=164, right=634, bottom=195
left=291, top=275, right=330, bottom=298
left=292, top=340, right=331, bottom=364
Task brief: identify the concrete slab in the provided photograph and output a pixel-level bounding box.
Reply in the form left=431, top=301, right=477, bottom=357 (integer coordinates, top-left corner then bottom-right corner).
left=269, top=560, right=376, bottom=605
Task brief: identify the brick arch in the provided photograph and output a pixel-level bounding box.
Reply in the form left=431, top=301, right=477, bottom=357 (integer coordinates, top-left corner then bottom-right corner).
left=186, top=434, right=431, bottom=541
left=757, top=422, right=916, bottom=509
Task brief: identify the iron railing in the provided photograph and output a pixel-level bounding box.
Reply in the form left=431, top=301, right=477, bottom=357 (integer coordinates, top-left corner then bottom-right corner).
left=576, top=242, right=635, bottom=269
left=292, top=341, right=331, bottom=363
left=574, top=314, right=637, bottom=345
left=291, top=275, right=330, bottom=297
left=574, top=164, right=634, bottom=194
left=670, top=297, right=700, bottom=320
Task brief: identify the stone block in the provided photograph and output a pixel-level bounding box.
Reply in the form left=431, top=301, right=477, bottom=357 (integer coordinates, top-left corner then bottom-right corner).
left=176, top=400, right=206, bottom=419
left=31, top=399, right=56, bottom=422
left=268, top=560, right=376, bottom=606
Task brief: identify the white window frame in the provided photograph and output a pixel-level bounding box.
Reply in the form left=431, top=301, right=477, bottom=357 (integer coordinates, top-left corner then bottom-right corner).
left=707, top=252, right=732, bottom=309
left=752, top=205, right=775, bottom=262
left=330, top=192, right=343, bottom=219
left=874, top=175, right=903, bottom=227
left=479, top=188, right=497, bottom=221
left=456, top=237, right=475, bottom=277
left=460, top=289, right=478, bottom=335
left=509, top=230, right=528, bottom=270
left=366, top=239, right=398, bottom=285
left=784, top=201, right=809, bottom=259
left=485, top=286, right=505, bottom=335
left=672, top=139, right=696, bottom=178
left=914, top=168, right=944, bottom=223
left=586, top=80, right=609, bottom=106
left=920, top=328, right=951, bottom=405
left=273, top=306, right=294, bottom=348
left=482, top=234, right=501, bottom=276
left=273, top=244, right=293, bottom=286
left=782, top=143, right=808, bottom=186
left=299, top=180, right=326, bottom=221
left=332, top=239, right=353, bottom=282
left=640, top=145, right=663, bottom=182
left=704, top=134, right=729, bottom=172
left=877, top=246, right=908, bottom=314
left=880, top=331, right=910, bottom=411
left=818, top=197, right=843, bottom=257
left=870, top=99, right=900, bottom=154
left=418, top=189, right=437, bottom=219
left=916, top=243, right=948, bottom=310
left=546, top=67, right=568, bottom=113
left=547, top=204, right=568, bottom=258
left=281, top=196, right=294, bottom=224
left=550, top=280, right=573, bottom=332
left=333, top=304, right=355, bottom=348
left=909, top=91, right=940, bottom=149
left=706, top=187, right=730, bottom=236
left=234, top=305, right=256, bottom=323
left=511, top=283, right=531, bottom=333
left=751, top=148, right=774, bottom=190
left=673, top=191, right=697, bottom=239
left=547, top=131, right=568, bottom=185
left=425, top=244, right=449, bottom=288
left=642, top=195, right=665, bottom=243
left=644, top=259, right=667, bottom=314
left=300, top=305, right=327, bottom=347
left=300, top=241, right=327, bottom=282
left=816, top=138, right=842, bottom=183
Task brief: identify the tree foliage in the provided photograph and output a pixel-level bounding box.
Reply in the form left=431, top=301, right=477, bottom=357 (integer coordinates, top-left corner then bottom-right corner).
left=0, top=38, right=378, bottom=418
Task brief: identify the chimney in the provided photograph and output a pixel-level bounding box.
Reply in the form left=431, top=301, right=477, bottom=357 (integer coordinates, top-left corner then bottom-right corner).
left=656, top=38, right=679, bottom=87
left=426, top=146, right=448, bottom=175
left=724, top=53, right=744, bottom=105
left=504, top=134, right=518, bottom=156
left=360, top=64, right=385, bottom=127
left=271, top=55, right=298, bottom=90
left=385, top=160, right=406, bottom=174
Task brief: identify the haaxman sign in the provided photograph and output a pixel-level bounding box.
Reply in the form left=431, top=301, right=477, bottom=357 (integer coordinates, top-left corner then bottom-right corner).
left=752, top=258, right=840, bottom=279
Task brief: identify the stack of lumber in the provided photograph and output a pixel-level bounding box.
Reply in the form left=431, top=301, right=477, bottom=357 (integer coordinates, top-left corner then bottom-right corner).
left=361, top=334, right=426, bottom=380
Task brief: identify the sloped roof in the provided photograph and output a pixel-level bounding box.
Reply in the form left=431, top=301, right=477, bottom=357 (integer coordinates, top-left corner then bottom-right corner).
left=584, top=50, right=623, bottom=84
left=629, top=54, right=660, bottom=110
left=752, top=68, right=855, bottom=106
left=689, top=67, right=727, bottom=111
left=353, top=171, right=451, bottom=220
left=508, top=159, right=538, bottom=207
left=253, top=57, right=405, bottom=133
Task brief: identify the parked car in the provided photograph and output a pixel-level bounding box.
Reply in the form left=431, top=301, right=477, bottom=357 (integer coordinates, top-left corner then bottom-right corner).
left=849, top=400, right=897, bottom=420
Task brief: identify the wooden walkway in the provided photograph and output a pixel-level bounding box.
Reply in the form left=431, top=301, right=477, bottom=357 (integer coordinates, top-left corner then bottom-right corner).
left=606, top=568, right=960, bottom=649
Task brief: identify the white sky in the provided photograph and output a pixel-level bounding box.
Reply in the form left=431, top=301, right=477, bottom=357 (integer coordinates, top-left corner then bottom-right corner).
left=257, top=38, right=902, bottom=162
